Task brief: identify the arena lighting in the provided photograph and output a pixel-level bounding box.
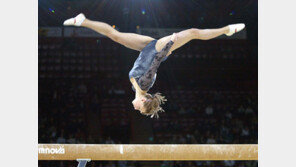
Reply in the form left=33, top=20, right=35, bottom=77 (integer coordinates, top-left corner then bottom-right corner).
left=49, top=8, right=55, bottom=13
left=230, top=11, right=235, bottom=16
left=141, top=9, right=146, bottom=15
left=39, top=144, right=258, bottom=167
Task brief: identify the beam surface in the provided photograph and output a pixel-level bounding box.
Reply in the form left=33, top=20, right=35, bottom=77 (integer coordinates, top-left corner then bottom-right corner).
left=38, top=144, right=258, bottom=161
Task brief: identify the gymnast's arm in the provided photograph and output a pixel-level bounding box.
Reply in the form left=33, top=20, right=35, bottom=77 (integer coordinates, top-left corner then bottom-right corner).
left=130, top=77, right=146, bottom=94
left=137, top=40, right=175, bottom=90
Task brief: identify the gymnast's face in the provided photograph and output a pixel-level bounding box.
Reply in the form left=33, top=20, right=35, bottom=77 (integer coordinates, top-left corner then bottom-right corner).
left=132, top=97, right=147, bottom=113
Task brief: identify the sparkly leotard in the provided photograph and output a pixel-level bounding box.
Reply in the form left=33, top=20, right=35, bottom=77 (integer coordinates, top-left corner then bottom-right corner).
left=129, top=40, right=174, bottom=91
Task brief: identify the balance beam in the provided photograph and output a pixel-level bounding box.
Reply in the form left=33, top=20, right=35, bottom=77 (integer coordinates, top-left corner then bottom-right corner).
left=38, top=144, right=258, bottom=161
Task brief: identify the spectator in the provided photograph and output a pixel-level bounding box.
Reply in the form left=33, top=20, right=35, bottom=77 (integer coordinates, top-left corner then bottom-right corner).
left=57, top=132, right=66, bottom=143
left=205, top=105, right=214, bottom=115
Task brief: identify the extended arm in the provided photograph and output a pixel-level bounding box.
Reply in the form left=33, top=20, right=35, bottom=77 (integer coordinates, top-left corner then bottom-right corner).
left=130, top=77, right=146, bottom=95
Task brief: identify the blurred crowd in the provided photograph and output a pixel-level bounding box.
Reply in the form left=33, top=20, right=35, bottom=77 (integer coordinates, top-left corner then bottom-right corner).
left=153, top=89, right=257, bottom=144
left=39, top=80, right=257, bottom=145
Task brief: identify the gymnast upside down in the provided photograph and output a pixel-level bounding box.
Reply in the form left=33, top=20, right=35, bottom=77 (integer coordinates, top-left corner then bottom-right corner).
left=63, top=13, right=245, bottom=118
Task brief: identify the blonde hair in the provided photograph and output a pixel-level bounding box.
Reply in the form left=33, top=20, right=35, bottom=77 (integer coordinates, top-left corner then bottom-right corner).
left=143, top=92, right=167, bottom=118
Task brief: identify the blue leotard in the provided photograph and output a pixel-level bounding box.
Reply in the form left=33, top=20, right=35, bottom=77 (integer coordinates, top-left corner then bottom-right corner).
left=129, top=40, right=174, bottom=91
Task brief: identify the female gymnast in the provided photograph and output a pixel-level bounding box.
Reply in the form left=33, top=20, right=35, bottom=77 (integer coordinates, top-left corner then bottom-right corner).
left=63, top=13, right=245, bottom=118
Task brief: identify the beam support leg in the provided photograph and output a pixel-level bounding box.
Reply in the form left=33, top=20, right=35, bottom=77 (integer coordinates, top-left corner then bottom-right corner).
left=77, top=159, right=91, bottom=167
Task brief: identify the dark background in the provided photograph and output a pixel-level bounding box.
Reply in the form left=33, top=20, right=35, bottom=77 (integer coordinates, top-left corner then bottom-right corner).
left=38, top=0, right=258, bottom=166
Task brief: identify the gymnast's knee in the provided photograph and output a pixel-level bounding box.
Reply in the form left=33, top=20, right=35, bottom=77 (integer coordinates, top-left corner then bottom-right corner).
left=108, top=33, right=119, bottom=42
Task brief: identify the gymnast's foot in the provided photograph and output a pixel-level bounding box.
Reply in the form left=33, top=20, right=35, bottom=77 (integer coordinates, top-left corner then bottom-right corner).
left=63, top=13, right=86, bottom=26
left=225, top=23, right=245, bottom=36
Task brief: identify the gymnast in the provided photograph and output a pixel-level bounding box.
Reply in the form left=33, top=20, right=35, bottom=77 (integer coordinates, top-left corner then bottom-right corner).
left=63, top=13, right=245, bottom=118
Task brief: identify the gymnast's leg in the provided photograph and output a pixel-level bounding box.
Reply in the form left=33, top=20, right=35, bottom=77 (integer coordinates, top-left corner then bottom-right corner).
left=155, top=24, right=245, bottom=55
left=63, top=14, right=155, bottom=51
